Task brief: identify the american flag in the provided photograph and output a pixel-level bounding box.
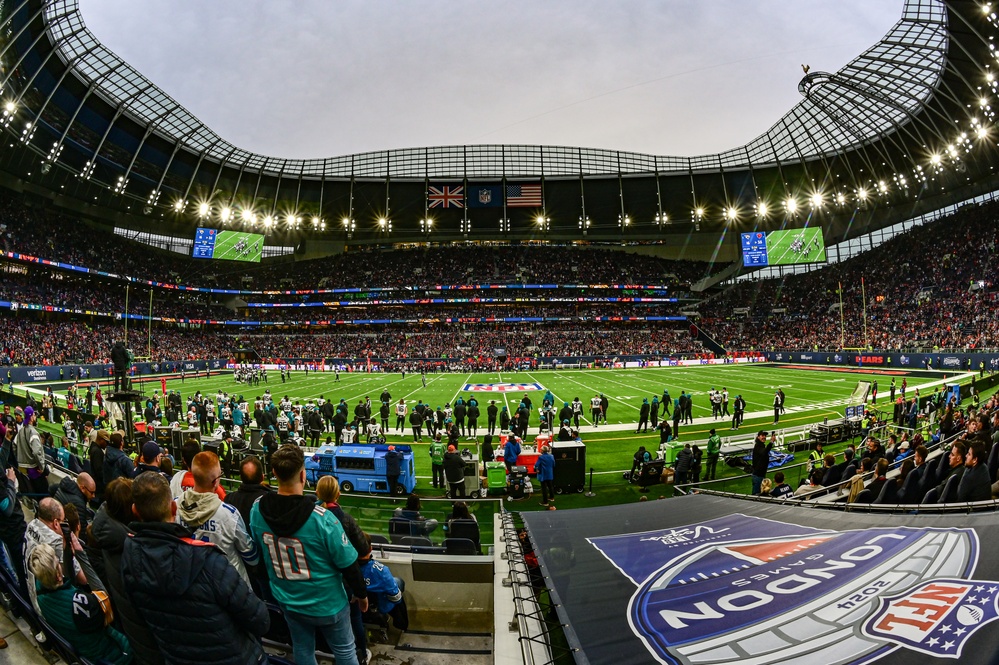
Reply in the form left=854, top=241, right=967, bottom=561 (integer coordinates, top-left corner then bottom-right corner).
left=506, top=183, right=543, bottom=207
left=428, top=185, right=464, bottom=209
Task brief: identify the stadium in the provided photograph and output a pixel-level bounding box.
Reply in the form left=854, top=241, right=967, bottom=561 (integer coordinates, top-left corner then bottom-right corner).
left=0, top=0, right=998, bottom=664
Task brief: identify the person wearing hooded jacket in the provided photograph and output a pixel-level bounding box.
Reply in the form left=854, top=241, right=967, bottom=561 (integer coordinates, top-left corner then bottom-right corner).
left=176, top=452, right=259, bottom=588
left=87, top=477, right=164, bottom=665
left=53, top=472, right=96, bottom=531
left=120, top=472, right=269, bottom=665
left=503, top=436, right=521, bottom=473
left=16, top=406, right=48, bottom=495
left=251, top=444, right=366, bottom=665
left=637, top=399, right=651, bottom=433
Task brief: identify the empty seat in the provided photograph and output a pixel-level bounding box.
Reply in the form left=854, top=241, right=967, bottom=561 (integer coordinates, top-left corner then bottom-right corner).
left=444, top=538, right=479, bottom=555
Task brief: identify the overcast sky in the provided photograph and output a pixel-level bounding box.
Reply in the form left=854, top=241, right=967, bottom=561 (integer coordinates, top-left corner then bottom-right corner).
left=79, top=0, right=902, bottom=159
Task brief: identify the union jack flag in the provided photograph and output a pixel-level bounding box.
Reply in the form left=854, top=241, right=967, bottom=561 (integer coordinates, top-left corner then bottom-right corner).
left=428, top=185, right=464, bottom=209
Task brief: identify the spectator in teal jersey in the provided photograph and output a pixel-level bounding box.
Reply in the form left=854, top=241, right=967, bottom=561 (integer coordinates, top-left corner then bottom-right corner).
left=251, top=444, right=367, bottom=665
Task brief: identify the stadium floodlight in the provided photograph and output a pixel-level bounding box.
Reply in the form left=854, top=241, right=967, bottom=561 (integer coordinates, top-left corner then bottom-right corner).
left=3, top=101, right=15, bottom=114
left=310, top=216, right=321, bottom=228
left=198, top=202, right=210, bottom=217
left=930, top=153, right=942, bottom=165
left=286, top=214, right=300, bottom=228
left=241, top=208, right=255, bottom=223
left=173, top=200, right=185, bottom=212
left=653, top=213, right=668, bottom=226
left=220, top=207, right=232, bottom=223
left=978, top=125, right=990, bottom=139
left=694, top=207, right=705, bottom=219
left=857, top=188, right=869, bottom=201
left=878, top=181, right=889, bottom=193
left=981, top=97, right=990, bottom=108
left=810, top=192, right=823, bottom=208
left=835, top=193, right=846, bottom=205
left=341, top=217, right=350, bottom=227
left=378, top=217, right=387, bottom=228
left=784, top=197, right=798, bottom=214
left=725, top=206, right=738, bottom=221
left=755, top=201, right=768, bottom=218
left=263, top=215, right=275, bottom=228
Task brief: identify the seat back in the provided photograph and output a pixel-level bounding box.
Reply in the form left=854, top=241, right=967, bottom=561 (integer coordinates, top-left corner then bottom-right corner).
left=447, top=519, right=481, bottom=547
left=874, top=479, right=898, bottom=505
left=933, top=452, right=950, bottom=484
left=388, top=517, right=416, bottom=544
left=899, top=467, right=922, bottom=504
left=938, top=473, right=960, bottom=503
left=988, top=442, right=999, bottom=483
left=853, top=488, right=874, bottom=504
left=921, top=487, right=940, bottom=504
left=400, top=535, right=433, bottom=548
left=263, top=603, right=293, bottom=649
left=444, top=538, right=479, bottom=555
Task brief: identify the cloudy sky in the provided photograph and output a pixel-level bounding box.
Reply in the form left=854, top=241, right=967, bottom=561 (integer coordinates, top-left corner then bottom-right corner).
left=79, top=0, right=902, bottom=159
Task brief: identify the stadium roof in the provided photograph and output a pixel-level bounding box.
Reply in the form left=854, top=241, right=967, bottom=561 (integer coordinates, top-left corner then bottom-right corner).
left=0, top=0, right=996, bottom=248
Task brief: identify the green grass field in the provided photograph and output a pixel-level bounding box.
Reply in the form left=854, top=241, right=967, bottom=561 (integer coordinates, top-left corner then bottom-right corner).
left=766, top=226, right=826, bottom=265
left=33, top=363, right=971, bottom=521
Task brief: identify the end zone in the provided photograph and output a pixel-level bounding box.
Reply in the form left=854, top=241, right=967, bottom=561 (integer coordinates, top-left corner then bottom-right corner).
left=464, top=382, right=544, bottom=392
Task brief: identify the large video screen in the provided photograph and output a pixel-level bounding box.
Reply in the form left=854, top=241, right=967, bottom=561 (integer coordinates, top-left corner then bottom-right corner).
left=192, top=228, right=264, bottom=263
left=741, top=227, right=826, bottom=267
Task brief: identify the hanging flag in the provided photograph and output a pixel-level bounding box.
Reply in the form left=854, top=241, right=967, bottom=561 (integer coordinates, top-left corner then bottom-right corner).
left=466, top=184, right=504, bottom=208
left=428, top=184, right=464, bottom=209
left=506, top=183, right=543, bottom=207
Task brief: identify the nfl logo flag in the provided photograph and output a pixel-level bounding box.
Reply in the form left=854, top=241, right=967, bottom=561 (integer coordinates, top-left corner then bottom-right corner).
left=507, top=183, right=543, bottom=207
left=428, top=185, right=464, bottom=209
left=466, top=184, right=503, bottom=208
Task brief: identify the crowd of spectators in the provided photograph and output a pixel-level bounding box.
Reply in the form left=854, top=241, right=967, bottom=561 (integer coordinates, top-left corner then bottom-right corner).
left=0, top=318, right=703, bottom=366
left=0, top=192, right=716, bottom=291
left=758, top=389, right=999, bottom=506
left=0, top=319, right=232, bottom=366
left=234, top=325, right=703, bottom=360
left=700, top=199, right=999, bottom=351
left=0, top=270, right=229, bottom=321
left=0, top=400, right=397, bottom=664
left=5, top=191, right=999, bottom=363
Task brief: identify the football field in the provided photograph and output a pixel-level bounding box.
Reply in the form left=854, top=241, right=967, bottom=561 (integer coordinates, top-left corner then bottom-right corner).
left=31, top=363, right=971, bottom=512
left=141, top=362, right=950, bottom=436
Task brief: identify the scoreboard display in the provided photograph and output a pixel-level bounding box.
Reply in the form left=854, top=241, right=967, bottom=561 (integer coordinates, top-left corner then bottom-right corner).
left=192, top=228, right=264, bottom=263
left=741, top=227, right=826, bottom=268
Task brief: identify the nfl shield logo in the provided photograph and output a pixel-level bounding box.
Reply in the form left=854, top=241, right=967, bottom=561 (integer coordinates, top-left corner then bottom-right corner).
left=478, top=188, right=492, bottom=204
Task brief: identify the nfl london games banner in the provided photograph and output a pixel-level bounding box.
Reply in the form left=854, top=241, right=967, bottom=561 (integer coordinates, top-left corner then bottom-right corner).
left=520, top=494, right=999, bottom=665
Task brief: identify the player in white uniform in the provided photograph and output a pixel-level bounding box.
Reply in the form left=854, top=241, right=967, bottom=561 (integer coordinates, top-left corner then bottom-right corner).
left=590, top=395, right=603, bottom=426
